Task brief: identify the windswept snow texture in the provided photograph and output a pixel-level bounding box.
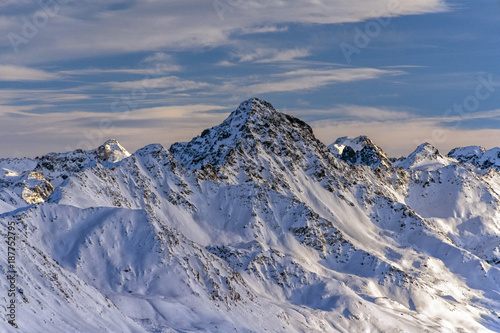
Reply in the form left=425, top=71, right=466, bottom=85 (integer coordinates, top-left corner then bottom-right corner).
left=1, top=98, right=500, bottom=332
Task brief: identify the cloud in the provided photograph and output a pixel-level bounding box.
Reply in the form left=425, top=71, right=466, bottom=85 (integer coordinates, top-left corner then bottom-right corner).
left=332, top=105, right=415, bottom=121
left=0, top=89, right=90, bottom=105
left=234, top=48, right=310, bottom=63
left=238, top=26, right=289, bottom=34
left=105, top=76, right=210, bottom=92
left=0, top=0, right=448, bottom=64
left=141, top=52, right=174, bottom=64
left=0, top=65, right=60, bottom=81
left=59, top=68, right=159, bottom=75
left=140, top=52, right=182, bottom=72
left=215, top=60, right=236, bottom=67
left=290, top=105, right=416, bottom=122
left=245, top=68, right=405, bottom=94
left=111, top=104, right=226, bottom=121
left=458, top=109, right=500, bottom=121
left=58, top=54, right=181, bottom=76
left=381, top=65, right=427, bottom=69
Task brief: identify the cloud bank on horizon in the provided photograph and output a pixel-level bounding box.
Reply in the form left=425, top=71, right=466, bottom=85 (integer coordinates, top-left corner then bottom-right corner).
left=0, top=0, right=499, bottom=158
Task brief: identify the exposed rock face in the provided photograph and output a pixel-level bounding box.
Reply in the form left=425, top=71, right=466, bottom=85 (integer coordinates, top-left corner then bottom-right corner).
left=329, top=135, right=391, bottom=167
left=96, top=139, right=131, bottom=164
left=21, top=172, right=54, bottom=204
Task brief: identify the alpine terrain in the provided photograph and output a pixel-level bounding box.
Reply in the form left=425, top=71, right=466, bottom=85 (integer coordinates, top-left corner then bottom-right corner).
left=1, top=98, right=500, bottom=332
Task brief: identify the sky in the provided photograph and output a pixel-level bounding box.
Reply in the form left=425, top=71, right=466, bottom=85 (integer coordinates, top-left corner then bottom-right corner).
left=0, top=0, right=499, bottom=158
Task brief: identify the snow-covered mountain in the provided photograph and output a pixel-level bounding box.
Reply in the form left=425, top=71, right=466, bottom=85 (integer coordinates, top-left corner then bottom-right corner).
left=393, top=142, right=456, bottom=171
left=1, top=98, right=500, bottom=332
left=449, top=145, right=500, bottom=171
left=328, top=135, right=391, bottom=168
left=0, top=139, right=130, bottom=210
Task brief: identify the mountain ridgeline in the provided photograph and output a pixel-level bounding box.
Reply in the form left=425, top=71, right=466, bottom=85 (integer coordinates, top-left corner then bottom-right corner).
left=1, top=98, right=500, bottom=332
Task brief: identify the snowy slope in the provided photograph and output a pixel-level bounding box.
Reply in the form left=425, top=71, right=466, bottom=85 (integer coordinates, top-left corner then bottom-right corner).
left=1, top=98, right=500, bottom=332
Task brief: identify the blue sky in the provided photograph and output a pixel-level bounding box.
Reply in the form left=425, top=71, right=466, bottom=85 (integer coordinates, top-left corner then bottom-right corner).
left=0, top=0, right=499, bottom=158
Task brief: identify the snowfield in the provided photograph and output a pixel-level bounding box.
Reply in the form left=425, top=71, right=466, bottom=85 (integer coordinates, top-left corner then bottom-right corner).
left=1, top=98, right=500, bottom=332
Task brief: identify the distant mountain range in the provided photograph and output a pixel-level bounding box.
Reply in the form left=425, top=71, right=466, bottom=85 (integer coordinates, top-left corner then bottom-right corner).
left=1, top=98, right=500, bottom=332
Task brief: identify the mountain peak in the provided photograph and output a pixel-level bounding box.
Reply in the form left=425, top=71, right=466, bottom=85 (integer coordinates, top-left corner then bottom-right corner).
left=449, top=145, right=500, bottom=170
left=329, top=135, right=391, bottom=167
left=448, top=146, right=485, bottom=163
left=330, top=135, right=377, bottom=154
left=395, top=142, right=454, bottom=171
left=224, top=97, right=284, bottom=129
left=236, top=97, right=275, bottom=114
left=96, top=139, right=131, bottom=163
left=101, top=138, right=121, bottom=147
left=414, top=142, right=438, bottom=155
left=170, top=98, right=318, bottom=170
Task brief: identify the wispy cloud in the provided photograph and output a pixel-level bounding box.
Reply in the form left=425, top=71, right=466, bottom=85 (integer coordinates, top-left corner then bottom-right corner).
left=0, top=65, right=60, bottom=81
left=105, top=76, right=210, bottom=92
left=215, top=60, right=236, bottom=67
left=238, top=26, right=289, bottom=34
left=140, top=52, right=182, bottom=72
left=245, top=68, right=405, bottom=94
left=289, top=105, right=416, bottom=122
left=381, top=65, right=427, bottom=69
left=234, top=48, right=310, bottom=63
left=465, top=109, right=500, bottom=120
left=59, top=68, right=158, bottom=76
left=141, top=52, right=174, bottom=64
left=59, top=53, right=181, bottom=76
left=0, top=89, right=90, bottom=105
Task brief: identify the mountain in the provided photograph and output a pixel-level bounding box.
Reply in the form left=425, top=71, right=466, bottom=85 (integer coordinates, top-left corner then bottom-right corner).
left=449, top=145, right=500, bottom=170
left=394, top=142, right=455, bottom=171
left=0, top=139, right=130, bottom=209
left=1, top=98, right=500, bottom=332
left=328, top=135, right=391, bottom=167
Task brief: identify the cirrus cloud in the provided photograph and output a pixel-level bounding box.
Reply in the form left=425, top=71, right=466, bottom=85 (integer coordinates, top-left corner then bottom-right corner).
left=0, top=65, right=60, bottom=81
